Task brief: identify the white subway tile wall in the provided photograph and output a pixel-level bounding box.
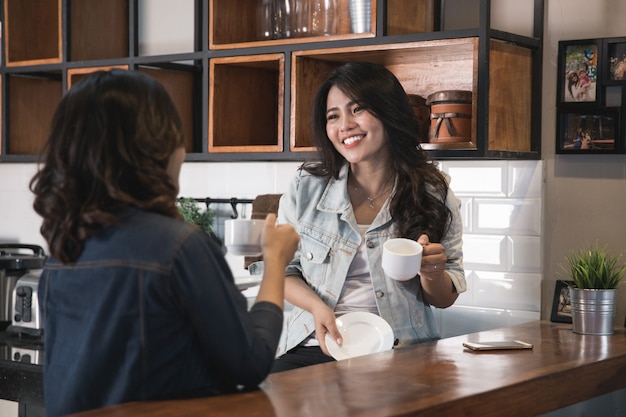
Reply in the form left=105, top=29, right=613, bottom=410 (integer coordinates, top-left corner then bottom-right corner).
left=438, top=160, right=543, bottom=337
left=0, top=160, right=543, bottom=337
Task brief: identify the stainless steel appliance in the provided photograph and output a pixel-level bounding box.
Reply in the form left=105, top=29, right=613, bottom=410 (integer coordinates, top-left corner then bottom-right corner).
left=10, top=272, right=44, bottom=336
left=0, top=244, right=46, bottom=331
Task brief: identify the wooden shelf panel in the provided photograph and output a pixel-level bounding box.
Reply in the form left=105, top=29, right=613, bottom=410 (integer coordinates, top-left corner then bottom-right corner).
left=4, top=0, right=62, bottom=66
left=7, top=73, right=63, bottom=155
left=488, top=40, right=533, bottom=153
left=69, top=0, right=129, bottom=61
left=209, top=54, right=284, bottom=153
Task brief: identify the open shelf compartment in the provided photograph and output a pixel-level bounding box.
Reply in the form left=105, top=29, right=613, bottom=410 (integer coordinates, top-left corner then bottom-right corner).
left=291, top=38, right=478, bottom=152
left=6, top=72, right=63, bottom=155
left=69, top=0, right=129, bottom=61
left=209, top=0, right=377, bottom=49
left=138, top=64, right=199, bottom=154
left=209, top=54, right=284, bottom=153
left=4, top=0, right=62, bottom=66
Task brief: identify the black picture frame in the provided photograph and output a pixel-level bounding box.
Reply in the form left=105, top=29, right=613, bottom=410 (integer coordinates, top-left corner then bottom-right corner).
left=556, top=107, right=620, bottom=154
left=557, top=40, right=602, bottom=105
left=603, top=37, right=626, bottom=85
left=551, top=280, right=574, bottom=323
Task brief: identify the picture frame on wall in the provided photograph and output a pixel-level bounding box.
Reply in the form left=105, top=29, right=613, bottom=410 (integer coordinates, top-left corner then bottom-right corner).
left=604, top=37, right=626, bottom=84
left=550, top=280, right=574, bottom=324
left=557, top=40, right=602, bottom=105
left=556, top=107, right=620, bottom=154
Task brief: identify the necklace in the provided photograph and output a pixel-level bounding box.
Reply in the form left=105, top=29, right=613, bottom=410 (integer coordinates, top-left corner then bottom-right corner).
left=349, top=175, right=394, bottom=210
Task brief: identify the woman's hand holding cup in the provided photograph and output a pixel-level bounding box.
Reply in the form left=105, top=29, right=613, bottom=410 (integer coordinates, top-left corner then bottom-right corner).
left=416, top=234, right=447, bottom=280
left=381, top=235, right=447, bottom=281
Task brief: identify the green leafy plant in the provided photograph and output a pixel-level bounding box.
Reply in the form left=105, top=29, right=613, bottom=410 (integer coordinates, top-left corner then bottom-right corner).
left=177, top=198, right=215, bottom=234
left=560, top=242, right=626, bottom=289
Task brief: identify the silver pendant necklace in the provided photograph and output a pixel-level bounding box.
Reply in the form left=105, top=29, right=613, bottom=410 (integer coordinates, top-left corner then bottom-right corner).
left=349, top=176, right=393, bottom=210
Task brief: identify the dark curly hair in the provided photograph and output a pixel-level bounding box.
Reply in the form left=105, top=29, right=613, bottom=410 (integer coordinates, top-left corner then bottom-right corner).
left=30, top=69, right=185, bottom=263
left=303, top=61, right=452, bottom=241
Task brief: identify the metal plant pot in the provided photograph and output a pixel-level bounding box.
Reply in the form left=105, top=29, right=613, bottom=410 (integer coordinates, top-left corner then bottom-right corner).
left=569, top=287, right=618, bottom=335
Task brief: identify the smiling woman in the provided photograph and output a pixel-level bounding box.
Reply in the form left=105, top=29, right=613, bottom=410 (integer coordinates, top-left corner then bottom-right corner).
left=271, top=61, right=466, bottom=373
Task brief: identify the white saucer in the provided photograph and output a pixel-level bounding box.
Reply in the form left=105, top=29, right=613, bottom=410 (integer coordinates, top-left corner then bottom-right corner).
left=234, top=276, right=262, bottom=291
left=325, top=312, right=394, bottom=361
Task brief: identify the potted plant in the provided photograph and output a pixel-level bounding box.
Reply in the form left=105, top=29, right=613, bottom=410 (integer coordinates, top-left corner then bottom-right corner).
left=177, top=198, right=224, bottom=251
left=560, top=242, right=626, bottom=335
left=177, top=198, right=215, bottom=234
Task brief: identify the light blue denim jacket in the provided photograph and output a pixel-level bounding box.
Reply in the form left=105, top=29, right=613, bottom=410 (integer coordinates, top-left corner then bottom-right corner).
left=273, top=163, right=466, bottom=356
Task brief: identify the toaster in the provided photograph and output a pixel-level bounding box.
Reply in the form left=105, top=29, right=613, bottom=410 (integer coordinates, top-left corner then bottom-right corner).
left=9, top=271, right=44, bottom=336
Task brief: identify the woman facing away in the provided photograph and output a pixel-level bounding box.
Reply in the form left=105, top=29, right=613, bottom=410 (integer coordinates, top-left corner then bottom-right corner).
left=29, top=69, right=299, bottom=417
left=271, top=61, right=466, bottom=372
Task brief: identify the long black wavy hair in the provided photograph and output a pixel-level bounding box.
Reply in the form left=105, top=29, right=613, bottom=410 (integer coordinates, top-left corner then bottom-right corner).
left=303, top=61, right=452, bottom=241
left=30, top=69, right=185, bottom=263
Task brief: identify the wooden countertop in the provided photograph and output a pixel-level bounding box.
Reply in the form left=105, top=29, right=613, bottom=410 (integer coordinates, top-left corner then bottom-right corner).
left=70, top=321, right=626, bottom=417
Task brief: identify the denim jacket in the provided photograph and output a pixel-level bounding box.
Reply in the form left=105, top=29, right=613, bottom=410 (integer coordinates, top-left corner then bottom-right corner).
left=39, top=207, right=283, bottom=417
left=274, top=163, right=465, bottom=356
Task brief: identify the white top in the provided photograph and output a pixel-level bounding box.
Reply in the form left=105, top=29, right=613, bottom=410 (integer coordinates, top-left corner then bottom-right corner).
left=303, top=224, right=377, bottom=347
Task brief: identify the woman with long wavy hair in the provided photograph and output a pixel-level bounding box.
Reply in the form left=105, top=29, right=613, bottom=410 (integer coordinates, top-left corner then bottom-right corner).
left=30, top=69, right=299, bottom=417
left=271, top=62, right=466, bottom=372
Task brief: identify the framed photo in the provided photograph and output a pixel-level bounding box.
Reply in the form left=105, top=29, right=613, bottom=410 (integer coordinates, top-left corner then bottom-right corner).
left=551, top=280, right=574, bottom=323
left=603, top=37, right=626, bottom=84
left=556, top=107, right=620, bottom=153
left=558, top=40, right=601, bottom=105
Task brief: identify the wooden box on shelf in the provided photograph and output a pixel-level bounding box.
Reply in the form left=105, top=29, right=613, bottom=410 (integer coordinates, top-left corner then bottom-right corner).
left=209, top=54, right=284, bottom=153
left=7, top=73, right=63, bottom=155
left=4, top=0, right=62, bottom=66
left=69, top=0, right=129, bottom=61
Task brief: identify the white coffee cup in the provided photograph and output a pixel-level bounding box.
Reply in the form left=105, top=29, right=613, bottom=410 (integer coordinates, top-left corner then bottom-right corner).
left=224, top=219, right=265, bottom=256
left=381, top=238, right=423, bottom=281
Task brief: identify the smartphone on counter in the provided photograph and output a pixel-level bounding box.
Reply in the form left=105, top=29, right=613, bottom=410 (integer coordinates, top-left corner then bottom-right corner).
left=463, top=340, right=533, bottom=351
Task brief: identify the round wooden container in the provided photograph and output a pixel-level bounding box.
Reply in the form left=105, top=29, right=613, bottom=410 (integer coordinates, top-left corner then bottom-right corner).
left=426, top=90, right=472, bottom=143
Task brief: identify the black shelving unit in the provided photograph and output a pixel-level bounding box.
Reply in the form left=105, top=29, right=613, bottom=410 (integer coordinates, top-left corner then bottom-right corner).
left=0, top=0, right=544, bottom=162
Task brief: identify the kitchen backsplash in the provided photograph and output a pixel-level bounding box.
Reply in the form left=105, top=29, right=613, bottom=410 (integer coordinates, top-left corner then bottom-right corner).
left=0, top=159, right=543, bottom=338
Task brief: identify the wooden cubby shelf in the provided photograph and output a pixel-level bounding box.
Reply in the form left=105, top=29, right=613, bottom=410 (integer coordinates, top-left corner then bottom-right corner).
left=69, top=0, right=129, bottom=62
left=4, top=0, right=62, bottom=67
left=7, top=73, right=62, bottom=155
left=291, top=38, right=477, bottom=152
left=209, top=55, right=284, bottom=153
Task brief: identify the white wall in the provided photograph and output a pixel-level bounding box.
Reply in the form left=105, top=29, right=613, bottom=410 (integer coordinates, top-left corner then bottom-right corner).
left=541, top=0, right=626, bottom=325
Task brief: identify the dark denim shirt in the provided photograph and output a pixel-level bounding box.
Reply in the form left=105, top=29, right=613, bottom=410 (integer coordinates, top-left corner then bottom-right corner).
left=39, top=207, right=282, bottom=417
